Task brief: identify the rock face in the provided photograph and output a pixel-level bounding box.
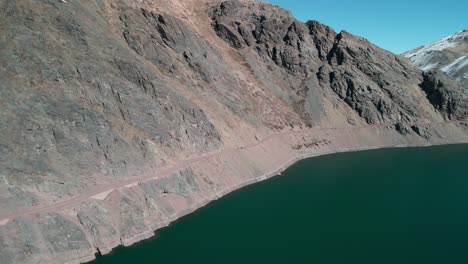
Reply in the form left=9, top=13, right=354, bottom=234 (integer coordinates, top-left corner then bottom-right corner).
left=0, top=0, right=467, bottom=263
left=403, top=30, right=468, bottom=88
left=420, top=70, right=468, bottom=119
left=208, top=1, right=457, bottom=126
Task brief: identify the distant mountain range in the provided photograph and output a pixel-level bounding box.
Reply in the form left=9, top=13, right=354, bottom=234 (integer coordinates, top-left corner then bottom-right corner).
left=403, top=30, right=468, bottom=87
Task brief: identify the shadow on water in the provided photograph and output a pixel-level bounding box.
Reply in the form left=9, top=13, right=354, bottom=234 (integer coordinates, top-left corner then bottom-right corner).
left=90, top=144, right=468, bottom=264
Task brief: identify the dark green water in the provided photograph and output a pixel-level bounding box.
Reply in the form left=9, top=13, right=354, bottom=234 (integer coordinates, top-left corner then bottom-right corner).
left=91, top=144, right=468, bottom=264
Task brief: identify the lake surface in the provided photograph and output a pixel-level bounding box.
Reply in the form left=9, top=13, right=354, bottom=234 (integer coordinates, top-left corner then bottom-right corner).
left=90, top=144, right=468, bottom=264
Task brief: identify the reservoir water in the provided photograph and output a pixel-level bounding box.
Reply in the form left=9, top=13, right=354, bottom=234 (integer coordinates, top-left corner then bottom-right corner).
left=90, top=144, right=468, bottom=264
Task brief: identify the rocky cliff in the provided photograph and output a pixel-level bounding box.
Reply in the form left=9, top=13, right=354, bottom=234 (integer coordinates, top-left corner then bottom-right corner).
left=1, top=0, right=468, bottom=263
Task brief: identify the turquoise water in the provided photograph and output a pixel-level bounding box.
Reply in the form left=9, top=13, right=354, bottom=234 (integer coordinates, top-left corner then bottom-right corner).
left=90, top=144, right=468, bottom=264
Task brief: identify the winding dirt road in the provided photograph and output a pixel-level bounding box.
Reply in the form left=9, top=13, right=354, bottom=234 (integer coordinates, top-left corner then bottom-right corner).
left=0, top=119, right=466, bottom=224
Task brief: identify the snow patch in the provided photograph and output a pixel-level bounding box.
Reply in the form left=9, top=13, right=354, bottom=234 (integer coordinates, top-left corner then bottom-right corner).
left=441, top=55, right=468, bottom=75
left=420, top=63, right=439, bottom=72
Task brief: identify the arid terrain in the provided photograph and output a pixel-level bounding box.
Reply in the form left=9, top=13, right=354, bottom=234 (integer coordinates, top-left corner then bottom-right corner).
left=1, top=0, right=468, bottom=263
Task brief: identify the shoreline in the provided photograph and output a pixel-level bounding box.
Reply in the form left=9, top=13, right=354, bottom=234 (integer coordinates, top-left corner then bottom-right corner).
left=86, top=140, right=468, bottom=263
left=2, top=119, right=464, bottom=222
left=2, top=121, right=468, bottom=264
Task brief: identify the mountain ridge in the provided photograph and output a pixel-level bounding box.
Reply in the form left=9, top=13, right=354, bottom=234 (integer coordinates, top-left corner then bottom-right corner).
left=403, top=30, right=468, bottom=87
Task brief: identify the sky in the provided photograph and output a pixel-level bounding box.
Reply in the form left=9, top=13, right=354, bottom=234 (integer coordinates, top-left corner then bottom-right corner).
left=264, top=0, right=467, bottom=54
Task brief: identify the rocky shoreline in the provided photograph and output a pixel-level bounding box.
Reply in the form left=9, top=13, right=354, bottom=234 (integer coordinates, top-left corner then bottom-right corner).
left=76, top=122, right=468, bottom=263
left=1, top=121, right=468, bottom=264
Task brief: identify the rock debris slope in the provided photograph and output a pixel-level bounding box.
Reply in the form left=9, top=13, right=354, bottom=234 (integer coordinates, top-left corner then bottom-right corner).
left=0, top=0, right=467, bottom=263
left=403, top=30, right=468, bottom=88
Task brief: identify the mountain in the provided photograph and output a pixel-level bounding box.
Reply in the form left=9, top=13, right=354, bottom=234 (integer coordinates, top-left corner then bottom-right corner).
left=403, top=30, right=468, bottom=87
left=1, top=0, right=467, bottom=263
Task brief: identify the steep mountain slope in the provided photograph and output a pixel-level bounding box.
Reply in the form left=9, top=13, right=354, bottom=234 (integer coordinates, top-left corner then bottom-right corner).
left=403, top=30, right=468, bottom=87
left=0, top=0, right=467, bottom=263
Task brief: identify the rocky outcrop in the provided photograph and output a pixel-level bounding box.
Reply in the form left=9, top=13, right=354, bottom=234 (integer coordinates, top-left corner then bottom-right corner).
left=0, top=0, right=467, bottom=263
left=208, top=0, right=464, bottom=126
left=420, top=70, right=468, bottom=119
left=320, top=31, right=427, bottom=124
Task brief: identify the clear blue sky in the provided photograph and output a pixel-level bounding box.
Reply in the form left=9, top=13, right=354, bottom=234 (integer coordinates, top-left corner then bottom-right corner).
left=264, top=0, right=467, bottom=54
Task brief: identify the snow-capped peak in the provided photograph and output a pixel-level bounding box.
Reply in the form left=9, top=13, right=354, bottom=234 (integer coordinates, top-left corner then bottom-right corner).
left=403, top=30, right=467, bottom=69
left=403, top=30, right=468, bottom=88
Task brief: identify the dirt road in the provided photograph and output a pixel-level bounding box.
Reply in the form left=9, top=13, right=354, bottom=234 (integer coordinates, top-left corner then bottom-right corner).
left=0, top=119, right=465, bottom=224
